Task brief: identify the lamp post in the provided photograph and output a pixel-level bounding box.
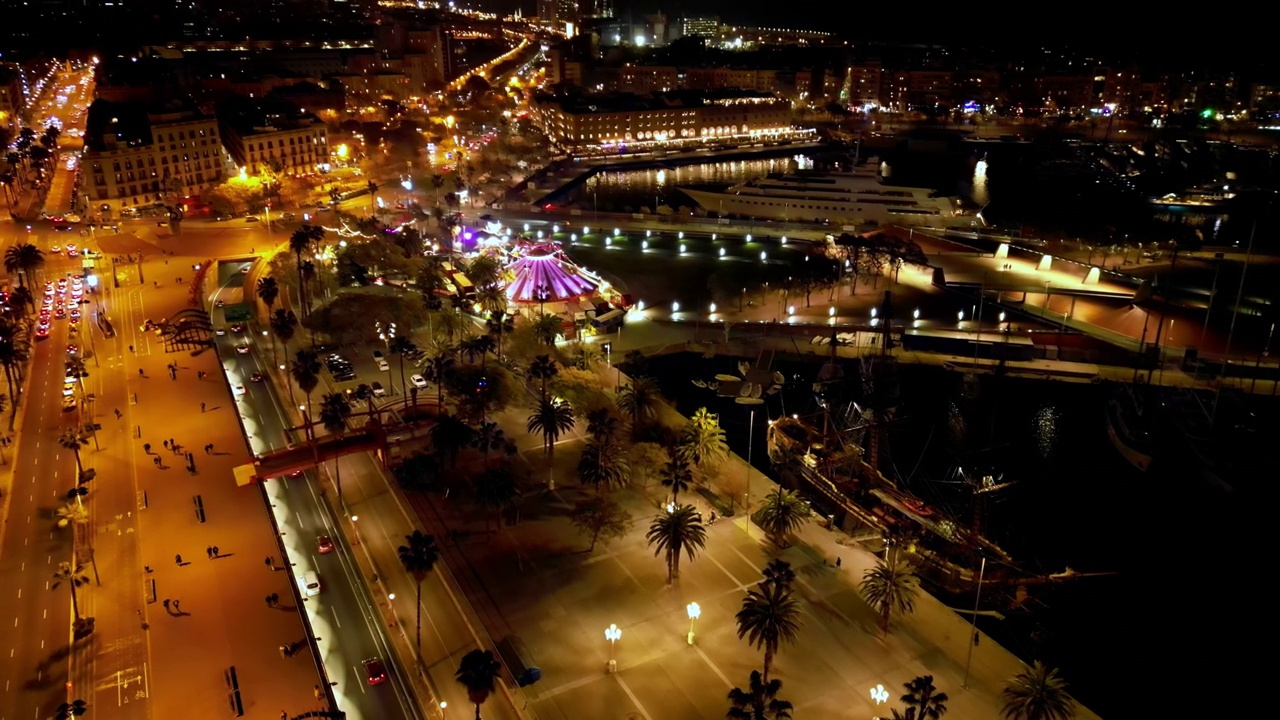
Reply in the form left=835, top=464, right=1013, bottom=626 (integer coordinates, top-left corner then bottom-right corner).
left=604, top=624, right=621, bottom=673
left=349, top=514, right=361, bottom=546
left=686, top=602, right=701, bottom=645
left=962, top=555, right=987, bottom=689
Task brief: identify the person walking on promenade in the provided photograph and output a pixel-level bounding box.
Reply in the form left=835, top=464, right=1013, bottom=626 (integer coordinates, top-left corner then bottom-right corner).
left=175, top=554, right=182, bottom=565
left=144, top=443, right=151, bottom=453
left=200, top=402, right=206, bottom=413
left=206, top=546, right=214, bottom=559
left=163, top=599, right=170, bottom=611
left=173, top=600, right=180, bottom=612
left=212, top=546, right=220, bottom=557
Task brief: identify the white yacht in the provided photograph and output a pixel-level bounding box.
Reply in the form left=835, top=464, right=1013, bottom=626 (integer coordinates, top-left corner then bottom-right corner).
left=678, top=168, right=980, bottom=228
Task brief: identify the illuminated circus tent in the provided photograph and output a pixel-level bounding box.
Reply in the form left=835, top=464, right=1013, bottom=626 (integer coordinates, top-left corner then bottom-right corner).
left=504, top=243, right=597, bottom=303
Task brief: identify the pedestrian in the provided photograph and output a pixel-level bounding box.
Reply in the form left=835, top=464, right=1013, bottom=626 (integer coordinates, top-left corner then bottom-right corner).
left=128, top=345, right=133, bottom=352
left=212, top=545, right=219, bottom=557
left=153, top=456, right=160, bottom=466
left=144, top=565, right=153, bottom=573
left=265, top=556, right=274, bottom=567
left=138, top=369, right=144, bottom=376
left=270, top=592, right=279, bottom=605
left=173, top=600, right=180, bottom=612
left=114, top=408, right=122, bottom=419
left=143, top=443, right=151, bottom=453
left=200, top=402, right=205, bottom=413
left=280, top=711, right=287, bottom=720
left=206, top=546, right=213, bottom=559
left=174, top=554, right=182, bottom=565
left=163, top=598, right=170, bottom=611
left=835, top=557, right=842, bottom=568
left=169, top=438, right=175, bottom=449
left=163, top=439, right=170, bottom=449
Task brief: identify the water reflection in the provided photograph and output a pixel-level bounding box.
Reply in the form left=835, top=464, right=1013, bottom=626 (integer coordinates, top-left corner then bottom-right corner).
left=972, top=158, right=990, bottom=207
left=577, top=154, right=815, bottom=212
left=1033, top=405, right=1059, bottom=459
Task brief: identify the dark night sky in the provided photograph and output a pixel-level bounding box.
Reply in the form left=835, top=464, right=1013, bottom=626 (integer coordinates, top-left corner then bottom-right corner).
left=499, top=0, right=1276, bottom=77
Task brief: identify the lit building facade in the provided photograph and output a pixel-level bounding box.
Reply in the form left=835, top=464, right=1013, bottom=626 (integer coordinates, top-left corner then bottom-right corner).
left=217, top=99, right=329, bottom=175
left=82, top=101, right=229, bottom=216
left=531, top=90, right=794, bottom=151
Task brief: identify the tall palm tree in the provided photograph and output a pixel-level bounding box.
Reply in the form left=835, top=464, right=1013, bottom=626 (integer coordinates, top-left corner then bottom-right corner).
left=52, top=562, right=90, bottom=622
left=10, top=285, right=34, bottom=315
left=859, top=559, right=920, bottom=634
left=459, top=335, right=495, bottom=367
left=528, top=354, right=558, bottom=402
left=472, top=466, right=518, bottom=530
left=1001, top=662, right=1075, bottom=720
left=531, top=312, right=561, bottom=347
left=901, top=675, right=949, bottom=720
left=0, top=334, right=25, bottom=426
left=397, top=531, right=440, bottom=662
left=645, top=504, right=707, bottom=585
left=319, top=392, right=351, bottom=502
left=289, top=224, right=325, bottom=316
left=455, top=649, right=502, bottom=720
left=424, top=351, right=454, bottom=408
left=585, top=407, right=620, bottom=445
left=476, top=283, right=506, bottom=315
left=4, top=243, right=45, bottom=288
left=436, top=300, right=474, bottom=346
left=255, top=276, right=280, bottom=314
left=431, top=412, right=475, bottom=468
left=58, top=429, right=89, bottom=474
left=756, top=488, right=811, bottom=547
left=735, top=580, right=802, bottom=683
left=466, top=255, right=502, bottom=288
left=576, top=438, right=630, bottom=493
left=661, top=456, right=693, bottom=503
left=270, top=309, right=299, bottom=403
left=617, top=376, right=662, bottom=432
left=388, top=335, right=417, bottom=408
left=486, top=309, right=514, bottom=359
left=472, top=420, right=508, bottom=465
left=677, top=407, right=728, bottom=472
left=290, top=348, right=321, bottom=422
left=527, top=397, right=574, bottom=457
left=727, top=670, right=794, bottom=720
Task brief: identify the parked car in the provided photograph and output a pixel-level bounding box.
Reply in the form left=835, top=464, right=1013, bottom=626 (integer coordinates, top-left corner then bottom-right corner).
left=363, top=658, right=388, bottom=686
left=371, top=381, right=386, bottom=397
left=410, top=374, right=428, bottom=389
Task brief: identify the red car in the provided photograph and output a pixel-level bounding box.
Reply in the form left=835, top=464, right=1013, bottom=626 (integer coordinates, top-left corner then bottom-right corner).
left=363, top=658, right=387, bottom=686
left=316, top=535, right=334, bottom=554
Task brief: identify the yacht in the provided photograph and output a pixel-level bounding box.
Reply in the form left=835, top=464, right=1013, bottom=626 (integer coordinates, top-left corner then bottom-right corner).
left=678, top=168, right=981, bottom=228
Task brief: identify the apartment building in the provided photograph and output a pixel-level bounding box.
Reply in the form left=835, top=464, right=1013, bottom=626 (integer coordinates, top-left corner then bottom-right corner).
left=82, top=99, right=229, bottom=216
left=217, top=98, right=329, bottom=175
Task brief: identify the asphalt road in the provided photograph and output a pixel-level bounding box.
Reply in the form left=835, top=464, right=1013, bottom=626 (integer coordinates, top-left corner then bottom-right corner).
left=210, top=267, right=420, bottom=720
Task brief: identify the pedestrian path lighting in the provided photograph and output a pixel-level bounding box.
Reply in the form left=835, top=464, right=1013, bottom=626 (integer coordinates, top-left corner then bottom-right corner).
left=605, top=624, right=622, bottom=673
left=439, top=701, right=447, bottom=718
left=719, top=247, right=725, bottom=257
left=871, top=684, right=889, bottom=705
left=760, top=251, right=767, bottom=262
left=686, top=602, right=701, bottom=645
left=350, top=514, right=361, bottom=545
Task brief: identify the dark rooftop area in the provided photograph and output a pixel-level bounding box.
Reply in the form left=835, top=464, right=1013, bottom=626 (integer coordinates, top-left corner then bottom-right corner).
left=84, top=98, right=206, bottom=152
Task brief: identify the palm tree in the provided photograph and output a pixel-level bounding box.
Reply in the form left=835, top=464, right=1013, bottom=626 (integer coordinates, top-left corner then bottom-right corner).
left=617, top=376, right=662, bottom=432
left=459, top=335, right=495, bottom=366
left=528, top=354, right=558, bottom=402
left=531, top=312, right=561, bottom=347
left=270, top=308, right=298, bottom=401
left=4, top=243, right=44, bottom=288
left=645, top=504, right=707, bottom=585
left=472, top=420, right=509, bottom=465
left=585, top=407, right=620, bottom=445
left=576, top=438, right=630, bottom=493
left=735, top=580, right=802, bottom=683
left=424, top=351, right=454, bottom=408
left=455, top=649, right=502, bottom=720
left=0, top=334, right=25, bottom=426
left=431, top=412, right=475, bottom=468
left=473, top=466, right=518, bottom=530
left=901, top=675, right=949, bottom=720
left=727, top=670, right=794, bottom=720
left=466, top=255, right=502, bottom=288
left=58, top=429, right=89, bottom=474
left=52, top=561, right=90, bottom=621
left=486, top=309, right=514, bottom=359
left=756, top=488, right=811, bottom=547
left=351, top=383, right=376, bottom=416
left=291, top=348, right=321, bottom=421
left=661, top=456, right=693, bottom=502
left=397, top=530, right=440, bottom=661
left=289, top=224, right=325, bottom=316
left=859, top=559, right=920, bottom=634
left=436, top=300, right=474, bottom=346
left=527, top=397, right=575, bottom=457
left=677, top=407, right=728, bottom=472
left=10, top=285, right=34, bottom=315
left=761, top=558, right=796, bottom=593
left=255, top=276, right=280, bottom=314
left=476, top=283, right=506, bottom=315
left=319, top=393, right=352, bottom=502
left=54, top=699, right=87, bottom=720
left=388, top=335, right=417, bottom=408
left=1001, top=662, right=1075, bottom=720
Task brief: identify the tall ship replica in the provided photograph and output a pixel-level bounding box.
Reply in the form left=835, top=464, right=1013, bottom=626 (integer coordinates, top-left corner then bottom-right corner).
left=757, top=298, right=1107, bottom=597
left=679, top=165, right=982, bottom=228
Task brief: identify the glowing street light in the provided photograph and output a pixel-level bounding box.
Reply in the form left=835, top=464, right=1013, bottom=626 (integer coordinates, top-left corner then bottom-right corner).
left=913, top=308, right=921, bottom=319
left=746, top=234, right=753, bottom=242
left=781, top=236, right=788, bottom=245
left=871, top=684, right=889, bottom=705
left=686, top=602, right=701, bottom=645
left=719, top=247, right=725, bottom=257
left=760, top=251, right=767, bottom=262
left=605, top=624, right=622, bottom=673
left=642, top=240, right=649, bottom=249
left=678, top=231, right=684, bottom=239
left=613, top=227, right=620, bottom=236
left=709, top=303, right=717, bottom=313
left=679, top=244, right=686, bottom=253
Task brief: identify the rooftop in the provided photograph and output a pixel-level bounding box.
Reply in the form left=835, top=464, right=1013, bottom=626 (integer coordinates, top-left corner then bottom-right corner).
left=216, top=96, right=324, bottom=136
left=84, top=98, right=208, bottom=153
left=533, top=88, right=779, bottom=115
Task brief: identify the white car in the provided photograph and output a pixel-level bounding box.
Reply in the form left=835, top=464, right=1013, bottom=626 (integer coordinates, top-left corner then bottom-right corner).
left=371, top=381, right=386, bottom=397
left=233, top=384, right=246, bottom=396
left=376, top=358, right=390, bottom=372
left=300, top=571, right=321, bottom=596
left=410, top=374, right=428, bottom=389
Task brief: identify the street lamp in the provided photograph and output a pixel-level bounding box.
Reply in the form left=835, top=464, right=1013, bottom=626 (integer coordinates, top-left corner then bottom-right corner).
left=686, top=602, right=701, bottom=645
left=871, top=684, right=889, bottom=705
left=604, top=624, right=621, bottom=673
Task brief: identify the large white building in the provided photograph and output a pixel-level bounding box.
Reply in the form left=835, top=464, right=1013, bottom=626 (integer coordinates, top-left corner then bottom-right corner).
left=530, top=90, right=793, bottom=151
left=217, top=98, right=329, bottom=176
left=82, top=99, right=230, bottom=217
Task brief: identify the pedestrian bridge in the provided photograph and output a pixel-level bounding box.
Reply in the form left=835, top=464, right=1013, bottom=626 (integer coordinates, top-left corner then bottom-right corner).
left=233, top=403, right=442, bottom=485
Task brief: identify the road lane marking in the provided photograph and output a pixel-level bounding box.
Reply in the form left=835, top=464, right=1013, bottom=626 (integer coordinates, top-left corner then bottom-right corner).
left=331, top=606, right=342, bottom=629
